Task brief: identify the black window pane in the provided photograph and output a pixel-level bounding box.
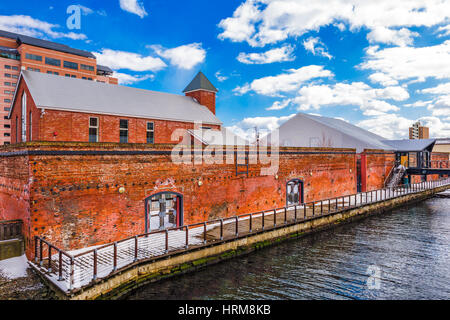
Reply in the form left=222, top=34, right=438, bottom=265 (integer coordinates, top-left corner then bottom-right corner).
left=120, top=119, right=128, bottom=129
left=147, top=131, right=154, bottom=144
left=25, top=53, right=42, bottom=61
left=147, top=122, right=154, bottom=130
left=81, top=64, right=95, bottom=71
left=64, top=61, right=78, bottom=70
left=89, top=128, right=98, bottom=142
left=90, top=118, right=98, bottom=127
left=45, top=57, right=61, bottom=66
left=120, top=130, right=128, bottom=143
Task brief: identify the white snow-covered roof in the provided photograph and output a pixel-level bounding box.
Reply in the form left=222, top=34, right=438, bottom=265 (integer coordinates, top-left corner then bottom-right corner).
left=187, top=127, right=249, bottom=146
left=11, top=70, right=222, bottom=125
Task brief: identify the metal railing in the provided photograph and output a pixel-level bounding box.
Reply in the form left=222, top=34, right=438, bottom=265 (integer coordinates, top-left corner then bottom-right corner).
left=33, top=177, right=450, bottom=293
left=0, top=219, right=23, bottom=241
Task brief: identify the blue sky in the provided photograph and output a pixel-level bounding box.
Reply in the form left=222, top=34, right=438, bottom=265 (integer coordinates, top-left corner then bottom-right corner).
left=1, top=0, right=450, bottom=140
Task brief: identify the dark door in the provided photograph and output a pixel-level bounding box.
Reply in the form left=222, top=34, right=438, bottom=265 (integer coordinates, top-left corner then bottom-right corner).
left=356, top=159, right=362, bottom=192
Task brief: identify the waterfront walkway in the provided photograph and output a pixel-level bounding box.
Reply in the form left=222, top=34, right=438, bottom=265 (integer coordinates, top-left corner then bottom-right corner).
left=31, top=179, right=450, bottom=294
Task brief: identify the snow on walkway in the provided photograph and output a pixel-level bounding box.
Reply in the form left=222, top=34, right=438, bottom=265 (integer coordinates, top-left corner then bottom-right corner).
left=0, top=254, right=29, bottom=279
left=37, top=181, right=449, bottom=292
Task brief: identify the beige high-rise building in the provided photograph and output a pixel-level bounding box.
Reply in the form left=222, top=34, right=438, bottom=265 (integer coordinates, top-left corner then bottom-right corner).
left=409, top=121, right=429, bottom=139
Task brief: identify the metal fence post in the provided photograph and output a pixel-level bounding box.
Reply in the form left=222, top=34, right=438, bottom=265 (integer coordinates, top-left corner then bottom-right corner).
left=39, top=238, right=43, bottom=267
left=273, top=209, right=277, bottom=227
left=185, top=226, right=189, bottom=249
left=220, top=219, right=223, bottom=240
left=69, top=257, right=74, bottom=291
left=262, top=211, right=265, bottom=230
left=48, top=245, right=52, bottom=272
left=249, top=214, right=253, bottom=232
left=34, top=236, right=38, bottom=263
left=134, top=236, right=138, bottom=262
left=93, top=249, right=97, bottom=280
left=113, top=242, right=117, bottom=272
left=58, top=250, right=63, bottom=281
left=235, top=216, right=239, bottom=237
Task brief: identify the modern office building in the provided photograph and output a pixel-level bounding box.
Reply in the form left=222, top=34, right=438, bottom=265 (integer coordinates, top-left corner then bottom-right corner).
left=0, top=29, right=117, bottom=145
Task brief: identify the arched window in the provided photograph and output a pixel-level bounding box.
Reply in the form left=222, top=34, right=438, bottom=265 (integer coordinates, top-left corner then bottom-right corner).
left=145, top=192, right=183, bottom=232
left=286, top=179, right=304, bottom=206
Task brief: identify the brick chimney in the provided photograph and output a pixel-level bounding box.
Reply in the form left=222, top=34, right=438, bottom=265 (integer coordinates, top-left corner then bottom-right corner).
left=183, top=71, right=218, bottom=115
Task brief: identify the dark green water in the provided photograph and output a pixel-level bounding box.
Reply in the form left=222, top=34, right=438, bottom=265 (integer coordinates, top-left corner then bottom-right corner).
left=127, top=197, right=450, bottom=300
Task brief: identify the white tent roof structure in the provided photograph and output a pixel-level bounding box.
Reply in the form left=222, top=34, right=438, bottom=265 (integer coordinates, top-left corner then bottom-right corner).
left=261, top=113, right=394, bottom=152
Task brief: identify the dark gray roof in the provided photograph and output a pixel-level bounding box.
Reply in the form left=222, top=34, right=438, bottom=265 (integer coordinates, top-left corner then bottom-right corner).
left=0, top=45, right=19, bottom=54
left=183, top=71, right=218, bottom=93
left=0, top=29, right=95, bottom=59
left=97, top=64, right=113, bottom=74
left=13, top=70, right=222, bottom=125
left=381, top=139, right=436, bottom=152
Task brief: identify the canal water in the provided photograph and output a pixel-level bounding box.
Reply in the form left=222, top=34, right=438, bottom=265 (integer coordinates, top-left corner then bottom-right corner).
left=127, top=197, right=450, bottom=300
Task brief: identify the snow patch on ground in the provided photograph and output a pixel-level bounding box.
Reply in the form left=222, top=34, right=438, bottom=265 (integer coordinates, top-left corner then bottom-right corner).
left=0, top=254, right=29, bottom=279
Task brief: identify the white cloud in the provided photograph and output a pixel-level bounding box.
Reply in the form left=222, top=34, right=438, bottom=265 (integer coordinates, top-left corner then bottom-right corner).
left=215, top=71, right=228, bottom=82
left=218, top=0, right=450, bottom=47
left=217, top=0, right=260, bottom=44
left=150, top=43, right=206, bottom=70
left=233, top=65, right=332, bottom=96
left=368, top=72, right=399, bottom=87
left=437, top=24, right=450, bottom=37
left=358, top=113, right=450, bottom=139
left=366, top=26, right=418, bottom=46
left=302, top=37, right=332, bottom=59
left=357, top=114, right=413, bottom=139
left=281, top=82, right=408, bottom=115
left=266, top=99, right=292, bottom=110
left=119, top=0, right=147, bottom=18
left=77, top=5, right=94, bottom=15
left=93, top=49, right=166, bottom=72
left=421, top=82, right=450, bottom=95
left=404, top=100, right=432, bottom=108
left=0, top=15, right=87, bottom=40
left=227, top=113, right=296, bottom=141
left=417, top=116, right=450, bottom=137
left=113, top=72, right=154, bottom=85
left=360, top=41, right=450, bottom=83
left=237, top=45, right=295, bottom=64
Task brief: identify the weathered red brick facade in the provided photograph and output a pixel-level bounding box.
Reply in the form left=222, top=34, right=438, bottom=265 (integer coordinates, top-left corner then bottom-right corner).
left=0, top=142, right=367, bottom=258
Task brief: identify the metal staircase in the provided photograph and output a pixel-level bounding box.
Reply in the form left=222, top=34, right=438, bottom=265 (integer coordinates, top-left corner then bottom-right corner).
left=385, top=165, right=406, bottom=188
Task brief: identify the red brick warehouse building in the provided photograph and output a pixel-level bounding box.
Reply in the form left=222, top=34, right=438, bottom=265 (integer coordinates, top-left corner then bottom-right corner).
left=1, top=69, right=379, bottom=257
left=0, top=29, right=118, bottom=145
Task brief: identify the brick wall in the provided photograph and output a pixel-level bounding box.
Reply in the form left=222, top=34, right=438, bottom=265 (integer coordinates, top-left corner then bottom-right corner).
left=364, top=150, right=396, bottom=191
left=185, top=90, right=216, bottom=115
left=0, top=143, right=360, bottom=258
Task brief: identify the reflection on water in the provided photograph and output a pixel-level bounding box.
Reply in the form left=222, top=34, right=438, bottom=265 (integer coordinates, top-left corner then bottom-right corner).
left=127, top=197, right=450, bottom=300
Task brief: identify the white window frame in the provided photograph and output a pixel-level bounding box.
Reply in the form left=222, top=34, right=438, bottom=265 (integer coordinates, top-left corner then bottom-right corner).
left=146, top=122, right=154, bottom=144
left=89, top=117, right=99, bottom=143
